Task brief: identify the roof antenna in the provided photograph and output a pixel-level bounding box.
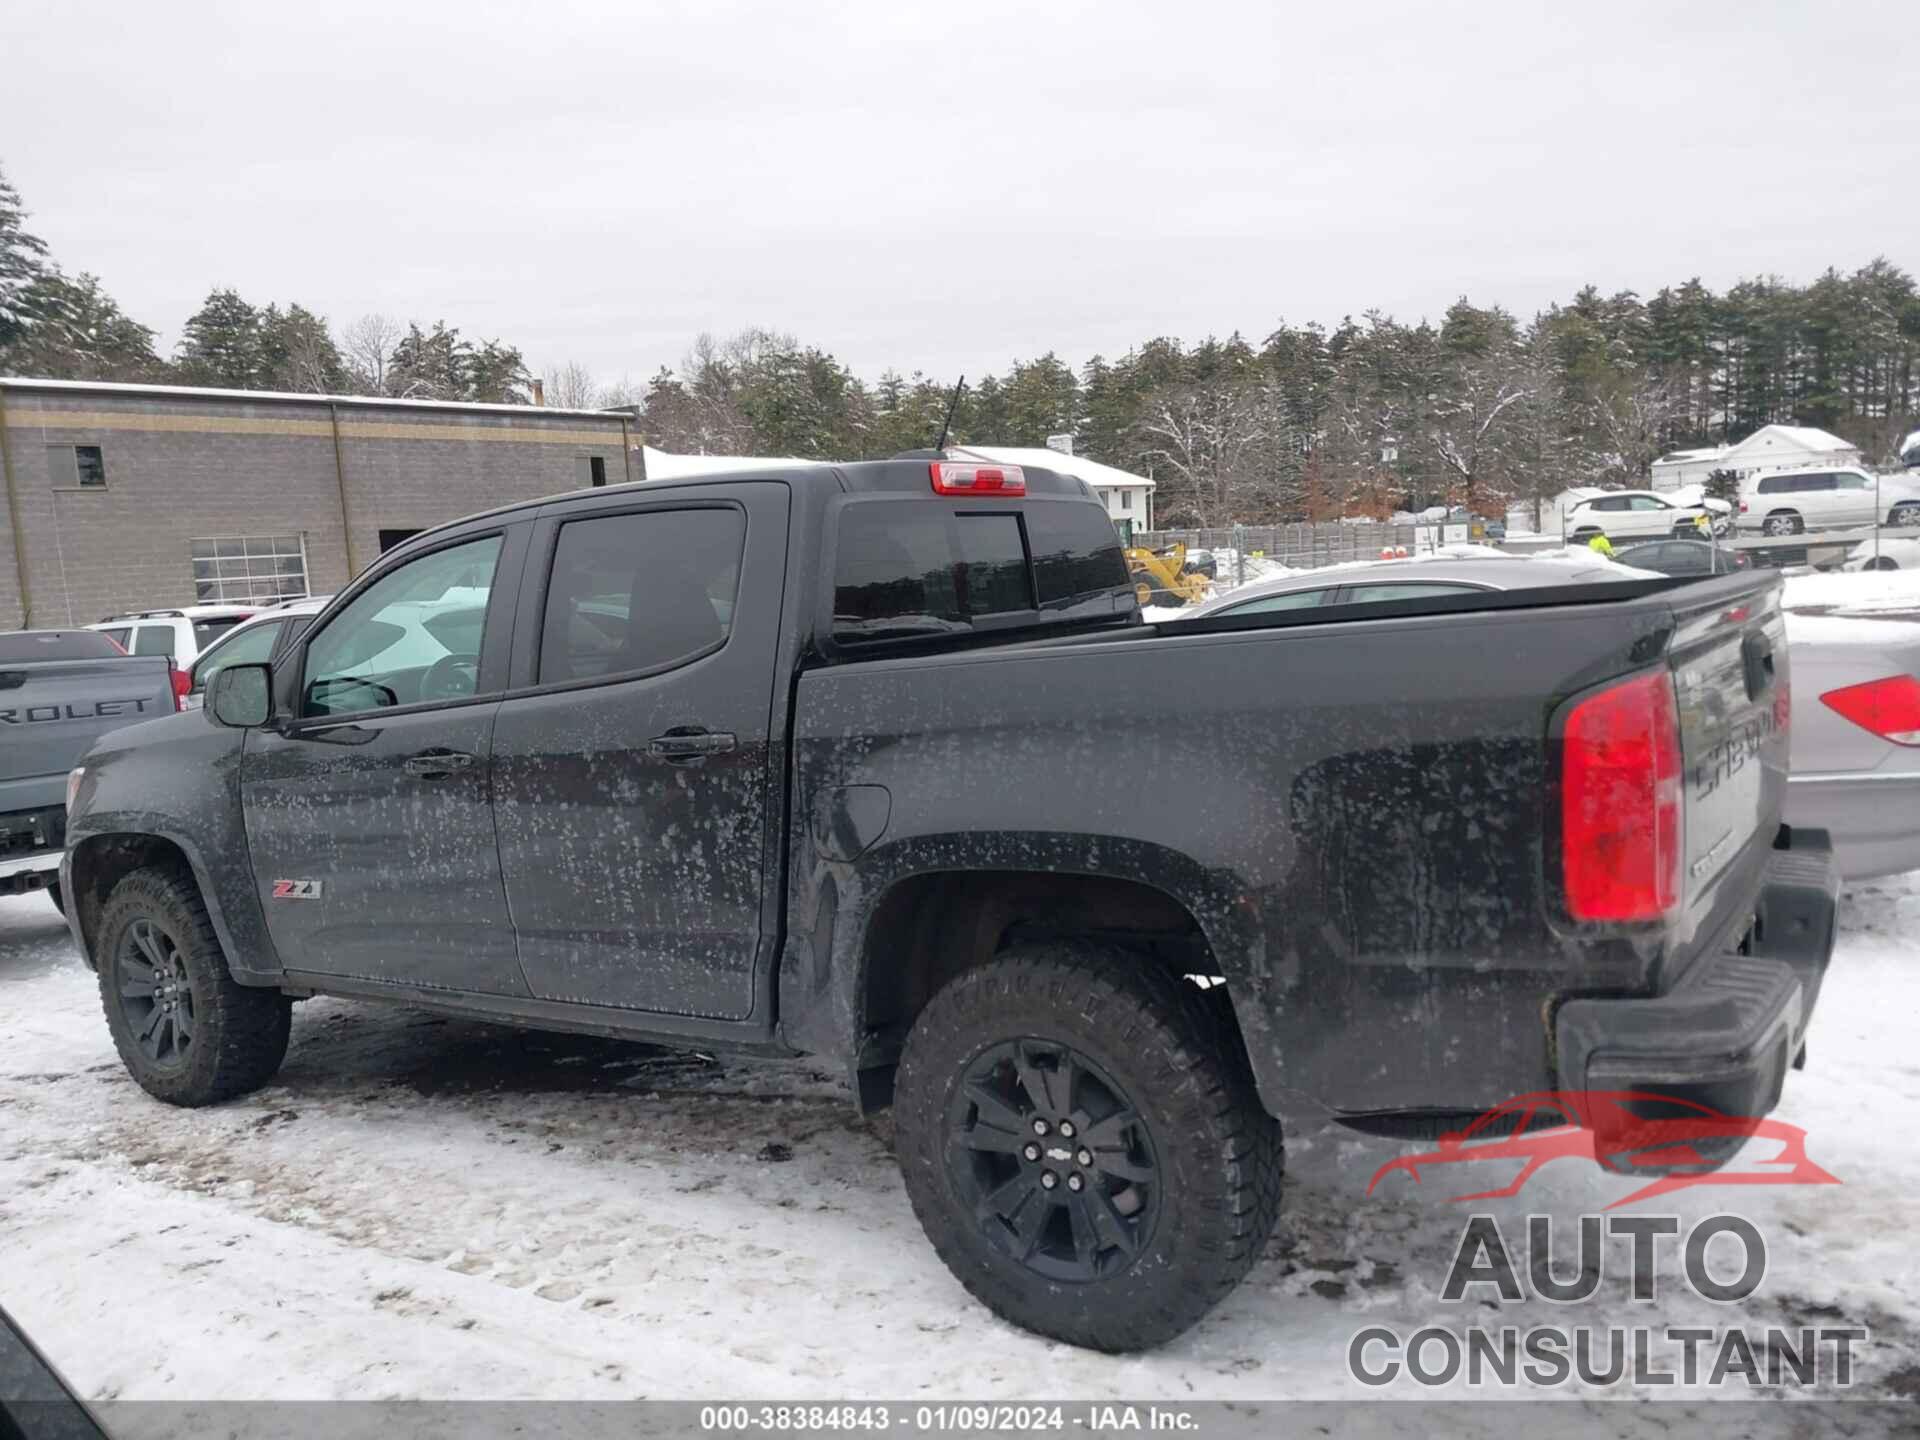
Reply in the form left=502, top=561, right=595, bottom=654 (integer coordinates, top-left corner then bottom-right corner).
left=933, top=375, right=966, bottom=454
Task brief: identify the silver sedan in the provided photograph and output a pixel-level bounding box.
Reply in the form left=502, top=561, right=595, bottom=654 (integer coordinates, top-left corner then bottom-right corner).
left=1784, top=589, right=1920, bottom=879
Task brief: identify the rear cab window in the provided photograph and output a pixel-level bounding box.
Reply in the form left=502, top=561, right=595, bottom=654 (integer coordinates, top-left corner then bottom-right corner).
left=0, top=631, right=125, bottom=662
left=830, top=499, right=1128, bottom=647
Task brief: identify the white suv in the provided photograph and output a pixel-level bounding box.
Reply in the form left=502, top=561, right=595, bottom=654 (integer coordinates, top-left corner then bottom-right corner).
left=1737, top=467, right=1920, bottom=536
left=1565, top=490, right=1717, bottom=542
left=89, top=604, right=262, bottom=667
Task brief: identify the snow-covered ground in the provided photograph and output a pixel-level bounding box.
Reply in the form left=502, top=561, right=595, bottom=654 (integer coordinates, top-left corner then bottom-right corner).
left=2, top=884, right=1917, bottom=1412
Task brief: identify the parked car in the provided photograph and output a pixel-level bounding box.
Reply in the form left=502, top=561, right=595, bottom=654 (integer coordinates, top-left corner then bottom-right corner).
left=1612, top=538, right=1750, bottom=577
left=0, top=628, right=179, bottom=912
left=1736, top=466, right=1920, bottom=537
left=1566, top=489, right=1719, bottom=543
left=88, top=604, right=258, bottom=668
left=1843, top=537, right=1920, bottom=572
left=1186, top=555, right=1632, bottom=618
left=182, top=597, right=330, bottom=709
left=1783, top=589, right=1920, bottom=879
left=63, top=458, right=1835, bottom=1353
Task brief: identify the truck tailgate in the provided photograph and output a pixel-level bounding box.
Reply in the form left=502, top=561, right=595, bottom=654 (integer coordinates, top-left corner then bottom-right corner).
left=0, top=656, right=176, bottom=811
left=1663, top=573, right=1791, bottom=974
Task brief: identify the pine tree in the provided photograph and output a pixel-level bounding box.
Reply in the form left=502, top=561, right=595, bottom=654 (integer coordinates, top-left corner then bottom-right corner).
left=258, top=303, right=348, bottom=393
left=4, top=272, right=159, bottom=380
left=0, top=161, right=52, bottom=351
left=175, top=288, right=265, bottom=388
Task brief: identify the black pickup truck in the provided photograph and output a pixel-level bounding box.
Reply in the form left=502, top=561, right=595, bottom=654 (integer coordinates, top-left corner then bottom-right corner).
left=61, top=457, right=1837, bottom=1351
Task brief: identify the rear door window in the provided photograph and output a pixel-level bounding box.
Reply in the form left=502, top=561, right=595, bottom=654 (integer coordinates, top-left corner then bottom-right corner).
left=538, top=508, right=746, bottom=683
left=1223, top=588, right=1331, bottom=614
left=1341, top=582, right=1480, bottom=603
left=98, top=627, right=131, bottom=649
left=131, top=624, right=175, bottom=657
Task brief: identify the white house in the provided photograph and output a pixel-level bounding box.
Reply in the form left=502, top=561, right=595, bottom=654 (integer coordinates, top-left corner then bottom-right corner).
left=1649, top=446, right=1731, bottom=490
left=948, top=444, right=1154, bottom=537
left=1652, top=425, right=1860, bottom=491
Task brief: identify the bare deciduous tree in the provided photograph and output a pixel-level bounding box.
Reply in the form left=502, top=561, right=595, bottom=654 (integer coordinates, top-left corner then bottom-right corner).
left=1136, top=382, right=1274, bottom=527
left=541, top=359, right=599, bottom=409
left=340, top=312, right=402, bottom=394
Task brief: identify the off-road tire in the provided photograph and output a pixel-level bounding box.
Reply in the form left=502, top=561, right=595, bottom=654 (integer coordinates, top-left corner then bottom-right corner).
left=893, top=942, right=1283, bottom=1352
left=96, top=865, right=291, bottom=1106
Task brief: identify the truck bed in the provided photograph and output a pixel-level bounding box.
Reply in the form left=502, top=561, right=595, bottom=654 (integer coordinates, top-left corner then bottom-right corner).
left=792, top=569, right=1790, bottom=1115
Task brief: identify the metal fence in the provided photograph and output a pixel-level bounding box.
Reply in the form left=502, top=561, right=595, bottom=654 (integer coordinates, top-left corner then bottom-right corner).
left=1131, top=523, right=1429, bottom=571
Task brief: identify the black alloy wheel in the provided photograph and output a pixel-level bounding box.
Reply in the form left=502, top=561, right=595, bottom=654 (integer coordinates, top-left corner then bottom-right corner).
left=113, top=917, right=197, bottom=1070
left=946, top=1038, right=1160, bottom=1284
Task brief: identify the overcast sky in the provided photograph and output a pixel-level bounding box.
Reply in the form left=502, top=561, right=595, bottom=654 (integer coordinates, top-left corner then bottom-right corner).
left=5, top=0, right=1913, bottom=386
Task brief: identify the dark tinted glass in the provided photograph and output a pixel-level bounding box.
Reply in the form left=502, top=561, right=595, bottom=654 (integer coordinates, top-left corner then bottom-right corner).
left=193, top=617, right=245, bottom=649
left=833, top=503, right=1038, bottom=643
left=1026, top=502, right=1130, bottom=606
left=539, top=507, right=745, bottom=683
left=0, top=630, right=124, bottom=661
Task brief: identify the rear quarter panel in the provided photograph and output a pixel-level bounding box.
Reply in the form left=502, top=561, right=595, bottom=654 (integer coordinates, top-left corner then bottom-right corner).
left=790, top=595, right=1702, bottom=1116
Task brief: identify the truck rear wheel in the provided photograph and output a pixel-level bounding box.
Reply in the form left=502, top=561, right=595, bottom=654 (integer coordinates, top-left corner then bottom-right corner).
left=95, top=865, right=291, bottom=1107
left=893, top=942, right=1283, bottom=1352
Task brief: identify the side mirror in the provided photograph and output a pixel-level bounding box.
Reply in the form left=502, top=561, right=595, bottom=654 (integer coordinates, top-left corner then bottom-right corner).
left=207, top=663, right=272, bottom=728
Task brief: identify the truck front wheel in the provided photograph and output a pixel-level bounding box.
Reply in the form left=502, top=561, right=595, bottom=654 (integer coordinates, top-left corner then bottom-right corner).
left=95, top=866, right=292, bottom=1107
left=893, top=943, right=1283, bottom=1352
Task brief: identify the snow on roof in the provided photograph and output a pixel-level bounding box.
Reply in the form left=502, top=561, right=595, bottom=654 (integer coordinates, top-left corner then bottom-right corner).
left=1724, top=424, right=1858, bottom=458
left=949, top=445, right=1154, bottom=490
left=1901, top=429, right=1920, bottom=459
left=0, top=375, right=624, bottom=421
left=1654, top=447, right=1729, bottom=464
left=639, top=445, right=820, bottom=480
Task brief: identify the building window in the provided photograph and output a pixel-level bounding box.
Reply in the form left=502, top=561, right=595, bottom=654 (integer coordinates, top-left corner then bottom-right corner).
left=378, top=528, right=424, bottom=554
left=190, top=535, right=311, bottom=603
left=1120, top=490, right=1132, bottom=512
left=47, top=444, right=107, bottom=488
left=577, top=455, right=609, bottom=488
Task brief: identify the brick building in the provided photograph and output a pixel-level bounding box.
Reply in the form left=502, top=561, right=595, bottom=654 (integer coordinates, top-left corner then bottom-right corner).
left=0, top=378, right=642, bottom=628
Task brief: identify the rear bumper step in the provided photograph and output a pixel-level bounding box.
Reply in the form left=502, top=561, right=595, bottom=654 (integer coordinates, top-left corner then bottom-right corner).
left=1554, top=827, right=1839, bottom=1117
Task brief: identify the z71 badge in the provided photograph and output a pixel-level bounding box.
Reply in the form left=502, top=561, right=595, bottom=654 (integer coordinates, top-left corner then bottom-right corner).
left=271, top=879, right=323, bottom=900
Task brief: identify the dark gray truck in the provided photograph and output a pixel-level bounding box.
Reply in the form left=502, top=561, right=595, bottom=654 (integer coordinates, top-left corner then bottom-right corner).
left=1, top=629, right=178, bottom=912
left=62, top=458, right=1837, bottom=1351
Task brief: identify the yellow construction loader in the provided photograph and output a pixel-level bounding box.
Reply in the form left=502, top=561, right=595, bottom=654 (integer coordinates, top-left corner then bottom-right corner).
left=1124, top=542, right=1213, bottom=609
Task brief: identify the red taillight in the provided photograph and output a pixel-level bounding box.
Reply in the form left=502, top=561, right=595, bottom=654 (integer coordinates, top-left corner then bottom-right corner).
left=930, top=462, right=1025, bottom=496
left=170, top=665, right=190, bottom=711
left=1820, top=675, right=1920, bottom=745
left=1561, top=669, right=1683, bottom=923
left=1738, top=500, right=1748, bottom=513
